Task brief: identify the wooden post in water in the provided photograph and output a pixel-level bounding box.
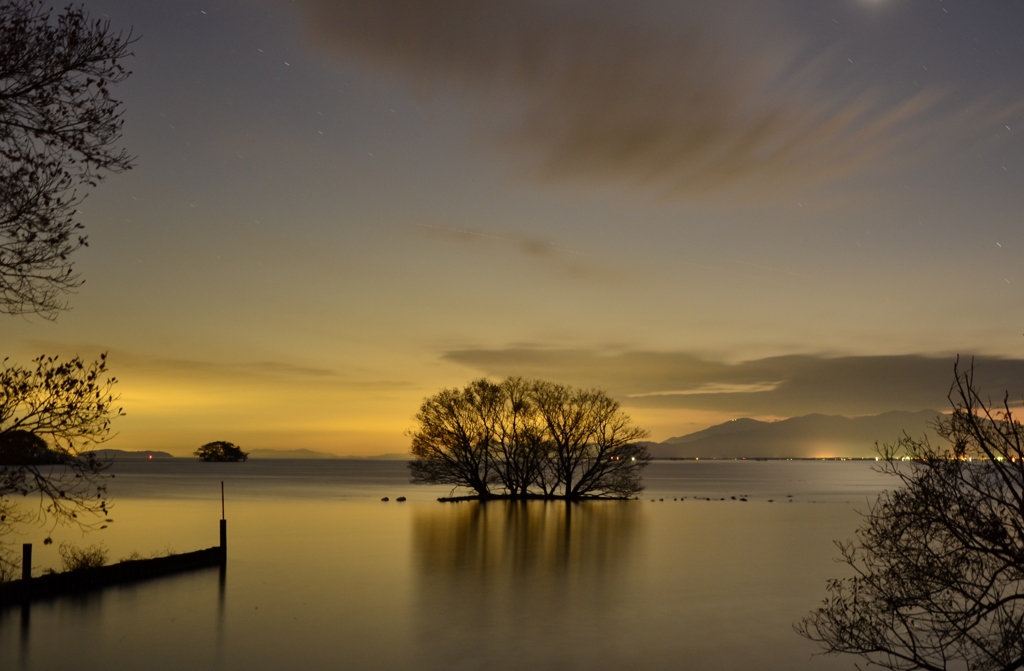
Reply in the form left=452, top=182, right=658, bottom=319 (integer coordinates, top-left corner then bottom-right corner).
left=219, top=481, right=227, bottom=562
left=21, top=544, right=31, bottom=581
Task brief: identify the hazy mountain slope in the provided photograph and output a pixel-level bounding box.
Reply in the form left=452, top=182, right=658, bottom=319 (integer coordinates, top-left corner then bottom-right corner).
left=661, top=417, right=768, bottom=445
left=650, top=409, right=943, bottom=458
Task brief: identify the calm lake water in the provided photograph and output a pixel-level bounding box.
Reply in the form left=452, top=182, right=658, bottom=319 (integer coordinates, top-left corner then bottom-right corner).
left=0, top=460, right=895, bottom=670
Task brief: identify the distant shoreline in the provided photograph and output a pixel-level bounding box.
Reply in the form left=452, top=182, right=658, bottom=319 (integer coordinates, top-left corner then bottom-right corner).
left=84, top=449, right=409, bottom=461
left=83, top=451, right=887, bottom=463
left=650, top=456, right=880, bottom=461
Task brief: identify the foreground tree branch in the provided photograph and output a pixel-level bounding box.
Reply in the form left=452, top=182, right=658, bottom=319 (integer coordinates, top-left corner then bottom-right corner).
left=797, top=359, right=1024, bottom=671
left=0, top=352, right=122, bottom=541
left=0, top=0, right=135, bottom=317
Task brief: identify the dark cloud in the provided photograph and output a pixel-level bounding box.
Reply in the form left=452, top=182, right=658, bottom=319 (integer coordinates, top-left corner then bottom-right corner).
left=442, top=348, right=1024, bottom=417
left=296, top=0, right=998, bottom=200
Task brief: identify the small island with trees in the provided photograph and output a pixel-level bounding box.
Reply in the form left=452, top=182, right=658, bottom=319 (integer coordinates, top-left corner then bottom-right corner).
left=195, top=441, right=248, bottom=462
left=409, top=377, right=650, bottom=500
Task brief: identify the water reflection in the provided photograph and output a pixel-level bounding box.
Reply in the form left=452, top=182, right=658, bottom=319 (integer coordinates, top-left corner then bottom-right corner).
left=413, top=501, right=645, bottom=670
left=1, top=587, right=106, bottom=671
left=415, top=500, right=642, bottom=577
left=0, top=463, right=877, bottom=671
left=2, top=566, right=224, bottom=671
left=19, top=603, right=28, bottom=669
left=216, top=562, right=226, bottom=662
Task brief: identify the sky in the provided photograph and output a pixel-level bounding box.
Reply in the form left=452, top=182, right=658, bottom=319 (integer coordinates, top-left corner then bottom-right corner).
left=3, top=0, right=1024, bottom=456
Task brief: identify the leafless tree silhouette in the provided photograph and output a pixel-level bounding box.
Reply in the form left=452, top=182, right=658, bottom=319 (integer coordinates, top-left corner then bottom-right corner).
left=0, top=0, right=134, bottom=317
left=410, top=377, right=650, bottom=499
left=798, top=360, right=1024, bottom=671
left=0, top=352, right=121, bottom=547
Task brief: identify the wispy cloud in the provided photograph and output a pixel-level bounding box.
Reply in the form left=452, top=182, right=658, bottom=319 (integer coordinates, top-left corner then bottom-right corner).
left=443, top=348, right=1024, bottom=417
left=414, top=222, right=621, bottom=281
left=628, top=382, right=783, bottom=398
left=295, top=0, right=1007, bottom=201
left=17, top=340, right=413, bottom=390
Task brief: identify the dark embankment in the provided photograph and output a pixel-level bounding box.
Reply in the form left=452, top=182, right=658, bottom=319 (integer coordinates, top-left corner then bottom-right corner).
left=0, top=546, right=224, bottom=607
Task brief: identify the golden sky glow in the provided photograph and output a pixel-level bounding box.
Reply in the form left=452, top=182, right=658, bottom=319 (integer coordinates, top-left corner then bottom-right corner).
left=3, top=0, right=1024, bottom=456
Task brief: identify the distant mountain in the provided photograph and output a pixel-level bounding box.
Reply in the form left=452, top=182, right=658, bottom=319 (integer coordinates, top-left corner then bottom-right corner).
left=247, top=448, right=341, bottom=459
left=650, top=410, right=944, bottom=459
left=662, top=417, right=768, bottom=445
left=86, top=449, right=176, bottom=461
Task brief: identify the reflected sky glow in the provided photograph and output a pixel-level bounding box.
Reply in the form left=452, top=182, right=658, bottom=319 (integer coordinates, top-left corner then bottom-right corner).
left=1, top=461, right=885, bottom=670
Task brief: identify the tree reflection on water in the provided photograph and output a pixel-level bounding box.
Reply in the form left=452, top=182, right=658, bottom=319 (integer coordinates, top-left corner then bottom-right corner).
left=412, top=500, right=646, bottom=668
left=414, top=500, right=642, bottom=576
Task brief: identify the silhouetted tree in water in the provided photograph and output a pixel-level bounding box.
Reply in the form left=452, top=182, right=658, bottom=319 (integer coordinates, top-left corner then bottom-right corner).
left=798, top=361, right=1024, bottom=671
left=0, top=0, right=135, bottom=317
left=408, top=380, right=498, bottom=496
left=532, top=380, right=650, bottom=498
left=195, top=441, right=249, bottom=462
left=492, top=377, right=549, bottom=497
left=409, top=378, right=650, bottom=499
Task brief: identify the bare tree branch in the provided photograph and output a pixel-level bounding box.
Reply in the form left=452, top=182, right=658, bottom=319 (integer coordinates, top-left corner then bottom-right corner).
left=0, top=0, right=135, bottom=317
left=410, top=377, right=650, bottom=499
left=798, top=358, right=1024, bottom=671
left=0, top=352, right=122, bottom=539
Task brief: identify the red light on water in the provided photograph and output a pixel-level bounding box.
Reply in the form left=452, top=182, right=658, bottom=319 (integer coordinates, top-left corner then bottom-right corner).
left=149, top=455, right=153, bottom=460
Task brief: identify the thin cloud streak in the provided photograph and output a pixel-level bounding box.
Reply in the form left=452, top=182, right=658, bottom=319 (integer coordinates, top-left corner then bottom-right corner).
left=117, top=354, right=415, bottom=392
left=443, top=348, right=1024, bottom=418
left=296, top=0, right=996, bottom=201
left=628, top=382, right=783, bottom=397
left=19, top=341, right=414, bottom=390
left=414, top=222, right=621, bottom=282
